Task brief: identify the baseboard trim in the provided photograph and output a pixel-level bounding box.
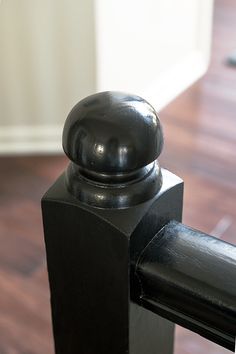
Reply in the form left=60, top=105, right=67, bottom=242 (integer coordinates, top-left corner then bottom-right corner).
left=0, top=125, right=63, bottom=154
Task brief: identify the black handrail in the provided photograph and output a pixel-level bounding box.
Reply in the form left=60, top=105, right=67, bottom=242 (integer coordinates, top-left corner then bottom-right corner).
left=136, top=221, right=236, bottom=351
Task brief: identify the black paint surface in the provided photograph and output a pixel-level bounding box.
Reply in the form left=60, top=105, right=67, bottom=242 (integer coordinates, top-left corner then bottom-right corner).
left=136, top=221, right=236, bottom=351
left=42, top=91, right=183, bottom=354
left=62, top=91, right=163, bottom=175
left=42, top=170, right=183, bottom=354
left=42, top=91, right=236, bottom=354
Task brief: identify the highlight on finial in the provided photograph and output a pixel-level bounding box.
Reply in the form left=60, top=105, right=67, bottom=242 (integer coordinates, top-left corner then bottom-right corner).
left=63, top=91, right=163, bottom=208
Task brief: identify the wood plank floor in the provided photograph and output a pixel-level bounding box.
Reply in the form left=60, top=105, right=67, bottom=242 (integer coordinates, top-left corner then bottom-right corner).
left=0, top=0, right=235, bottom=353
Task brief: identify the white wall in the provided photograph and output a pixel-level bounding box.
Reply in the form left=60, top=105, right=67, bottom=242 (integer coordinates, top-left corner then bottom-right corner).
left=0, top=0, right=213, bottom=154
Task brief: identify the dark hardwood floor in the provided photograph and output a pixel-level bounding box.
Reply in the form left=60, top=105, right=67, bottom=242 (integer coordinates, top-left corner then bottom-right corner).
left=0, top=0, right=235, bottom=353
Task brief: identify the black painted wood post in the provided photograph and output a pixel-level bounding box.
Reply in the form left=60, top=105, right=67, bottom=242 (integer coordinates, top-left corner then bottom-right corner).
left=42, top=92, right=183, bottom=354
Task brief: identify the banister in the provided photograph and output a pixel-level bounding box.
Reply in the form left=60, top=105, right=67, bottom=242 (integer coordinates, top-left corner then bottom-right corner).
left=41, top=91, right=236, bottom=354
left=135, top=220, right=236, bottom=351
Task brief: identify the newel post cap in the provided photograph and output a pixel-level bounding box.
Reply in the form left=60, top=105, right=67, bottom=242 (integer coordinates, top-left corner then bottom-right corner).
left=62, top=91, right=164, bottom=208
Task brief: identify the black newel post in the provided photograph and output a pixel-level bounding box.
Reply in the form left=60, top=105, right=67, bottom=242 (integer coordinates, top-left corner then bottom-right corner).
left=41, top=91, right=236, bottom=354
left=42, top=92, right=183, bottom=354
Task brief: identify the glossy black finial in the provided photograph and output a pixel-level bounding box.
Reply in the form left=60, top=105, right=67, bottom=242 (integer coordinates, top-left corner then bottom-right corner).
left=63, top=91, right=164, bottom=208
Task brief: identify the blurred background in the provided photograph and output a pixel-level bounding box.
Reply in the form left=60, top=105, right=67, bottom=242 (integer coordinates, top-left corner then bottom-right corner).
left=0, top=0, right=235, bottom=353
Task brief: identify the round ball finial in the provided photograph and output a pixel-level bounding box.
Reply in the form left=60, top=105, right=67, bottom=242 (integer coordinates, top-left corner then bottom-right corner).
left=63, top=91, right=163, bottom=175
left=63, top=91, right=164, bottom=208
